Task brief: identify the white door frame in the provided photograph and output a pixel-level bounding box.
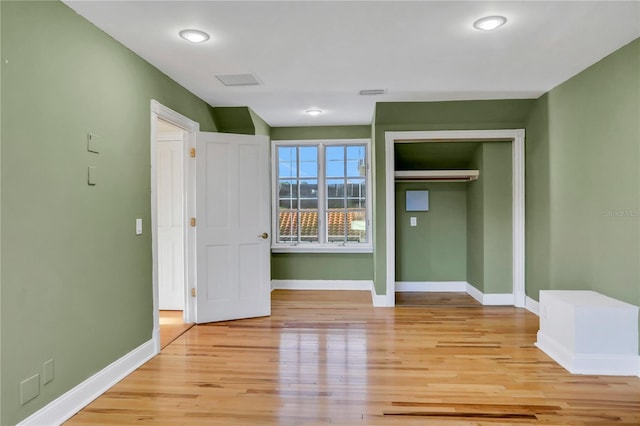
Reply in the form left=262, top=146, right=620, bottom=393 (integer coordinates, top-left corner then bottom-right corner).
left=384, top=129, right=526, bottom=308
left=150, top=100, right=199, bottom=353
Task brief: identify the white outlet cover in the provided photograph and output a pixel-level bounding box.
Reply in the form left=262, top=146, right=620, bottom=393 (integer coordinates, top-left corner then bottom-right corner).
left=136, top=218, right=142, bottom=235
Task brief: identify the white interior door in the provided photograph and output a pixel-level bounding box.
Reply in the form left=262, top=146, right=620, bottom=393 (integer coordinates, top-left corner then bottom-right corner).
left=157, top=136, right=185, bottom=310
left=195, top=132, right=271, bottom=323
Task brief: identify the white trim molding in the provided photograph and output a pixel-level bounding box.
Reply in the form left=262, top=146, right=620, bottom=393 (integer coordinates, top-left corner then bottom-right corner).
left=464, top=283, right=484, bottom=304
left=525, top=296, right=540, bottom=316
left=463, top=284, right=514, bottom=305
left=384, top=129, right=526, bottom=308
left=396, top=281, right=467, bottom=292
left=371, top=282, right=394, bottom=307
left=150, top=100, right=199, bottom=347
left=536, top=333, right=640, bottom=376
left=17, top=340, right=156, bottom=426
left=271, top=280, right=373, bottom=291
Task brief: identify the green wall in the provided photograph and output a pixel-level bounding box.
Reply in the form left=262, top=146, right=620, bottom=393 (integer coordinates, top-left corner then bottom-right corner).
left=212, top=106, right=255, bottom=135
left=373, top=100, right=534, bottom=294
left=524, top=94, right=552, bottom=299
left=272, top=253, right=373, bottom=280
left=271, top=125, right=371, bottom=140
left=0, top=2, right=217, bottom=424
left=466, top=143, right=513, bottom=294
left=249, top=108, right=271, bottom=137
left=480, top=143, right=513, bottom=293
left=270, top=125, right=373, bottom=281
left=395, top=183, right=467, bottom=282
left=525, top=38, right=639, bottom=308
left=466, top=146, right=485, bottom=291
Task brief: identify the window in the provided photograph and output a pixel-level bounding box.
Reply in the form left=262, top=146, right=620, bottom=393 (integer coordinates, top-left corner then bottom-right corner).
left=272, top=139, right=372, bottom=252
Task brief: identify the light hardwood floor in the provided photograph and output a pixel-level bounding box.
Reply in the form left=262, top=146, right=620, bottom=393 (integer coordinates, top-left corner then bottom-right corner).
left=159, top=310, right=194, bottom=349
left=67, top=291, right=640, bottom=425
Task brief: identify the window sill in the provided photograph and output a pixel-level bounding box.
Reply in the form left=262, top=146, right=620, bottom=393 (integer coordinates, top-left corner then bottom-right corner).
left=271, top=244, right=373, bottom=254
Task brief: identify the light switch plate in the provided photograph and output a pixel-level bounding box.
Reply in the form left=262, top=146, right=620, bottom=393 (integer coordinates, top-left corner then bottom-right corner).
left=88, top=166, right=97, bottom=185
left=20, top=374, right=40, bottom=405
left=87, top=133, right=99, bottom=153
left=410, top=217, right=417, bottom=227
left=136, top=218, right=143, bottom=235
left=43, top=359, right=54, bottom=385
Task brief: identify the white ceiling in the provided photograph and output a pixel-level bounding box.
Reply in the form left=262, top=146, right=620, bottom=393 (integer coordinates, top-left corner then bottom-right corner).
left=63, top=1, right=640, bottom=127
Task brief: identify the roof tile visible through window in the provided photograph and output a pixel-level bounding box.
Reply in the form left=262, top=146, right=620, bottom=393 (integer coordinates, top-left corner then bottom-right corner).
left=279, top=211, right=366, bottom=242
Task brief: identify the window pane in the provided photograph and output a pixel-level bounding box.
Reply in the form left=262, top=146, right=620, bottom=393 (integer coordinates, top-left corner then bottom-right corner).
left=328, top=198, right=345, bottom=209
left=300, top=199, right=318, bottom=209
left=299, top=146, right=318, bottom=178
left=347, top=198, right=365, bottom=208
left=347, top=209, right=367, bottom=242
left=278, top=180, right=294, bottom=198
left=326, top=210, right=346, bottom=243
left=299, top=180, right=318, bottom=199
left=278, top=147, right=297, bottom=178
left=326, top=179, right=344, bottom=197
left=326, top=146, right=345, bottom=178
left=346, top=178, right=365, bottom=198
left=279, top=199, right=292, bottom=209
left=346, top=145, right=366, bottom=177
left=278, top=211, right=298, bottom=242
left=299, top=210, right=319, bottom=242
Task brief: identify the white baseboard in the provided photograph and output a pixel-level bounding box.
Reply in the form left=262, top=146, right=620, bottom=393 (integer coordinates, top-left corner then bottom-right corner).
left=525, top=296, right=540, bottom=316
left=371, top=282, right=394, bottom=307
left=18, top=339, right=157, bottom=426
left=271, top=279, right=373, bottom=291
left=482, top=293, right=515, bottom=305
left=465, top=283, right=484, bottom=304
left=536, top=331, right=639, bottom=376
left=464, top=283, right=513, bottom=305
left=271, top=280, right=518, bottom=308
left=395, top=281, right=467, bottom=292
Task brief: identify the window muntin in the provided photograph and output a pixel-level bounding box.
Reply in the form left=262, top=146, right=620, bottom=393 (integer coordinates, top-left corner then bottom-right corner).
left=273, top=140, right=371, bottom=251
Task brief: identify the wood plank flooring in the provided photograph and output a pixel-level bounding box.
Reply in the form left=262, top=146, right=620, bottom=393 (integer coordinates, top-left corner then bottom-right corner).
left=67, top=291, right=640, bottom=425
left=395, top=292, right=481, bottom=307
left=159, top=310, right=194, bottom=349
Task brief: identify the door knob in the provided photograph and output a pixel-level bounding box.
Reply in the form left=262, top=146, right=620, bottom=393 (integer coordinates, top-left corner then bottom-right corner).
left=259, top=232, right=269, bottom=239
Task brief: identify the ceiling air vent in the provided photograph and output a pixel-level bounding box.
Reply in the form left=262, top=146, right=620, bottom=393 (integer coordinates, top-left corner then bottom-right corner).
left=359, top=89, right=386, bottom=96
left=215, top=73, right=261, bottom=86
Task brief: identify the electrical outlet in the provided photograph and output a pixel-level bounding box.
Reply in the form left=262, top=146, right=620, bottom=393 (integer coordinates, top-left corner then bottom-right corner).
left=43, top=359, right=54, bottom=385
left=20, top=374, right=40, bottom=405
left=410, top=217, right=417, bottom=227
left=136, top=218, right=143, bottom=235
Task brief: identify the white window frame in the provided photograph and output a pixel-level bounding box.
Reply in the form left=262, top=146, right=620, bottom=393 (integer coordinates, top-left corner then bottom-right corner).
left=271, top=139, right=373, bottom=253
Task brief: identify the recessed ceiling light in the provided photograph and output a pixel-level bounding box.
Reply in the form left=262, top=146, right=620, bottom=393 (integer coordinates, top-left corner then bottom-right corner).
left=473, top=16, right=507, bottom=31
left=305, top=109, right=324, bottom=117
left=179, top=29, right=210, bottom=43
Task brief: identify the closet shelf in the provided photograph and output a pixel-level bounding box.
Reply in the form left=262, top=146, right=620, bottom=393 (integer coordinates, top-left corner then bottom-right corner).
left=394, top=170, right=479, bottom=182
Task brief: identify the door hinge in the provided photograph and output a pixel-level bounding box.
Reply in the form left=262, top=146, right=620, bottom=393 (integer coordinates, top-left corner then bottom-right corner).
left=191, top=288, right=196, bottom=297
left=190, top=218, right=196, bottom=227
left=190, top=148, right=196, bottom=158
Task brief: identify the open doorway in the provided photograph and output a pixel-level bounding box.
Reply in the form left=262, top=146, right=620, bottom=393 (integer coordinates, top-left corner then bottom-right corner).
left=383, top=129, right=526, bottom=308
left=155, top=119, right=193, bottom=348
left=150, top=100, right=199, bottom=353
